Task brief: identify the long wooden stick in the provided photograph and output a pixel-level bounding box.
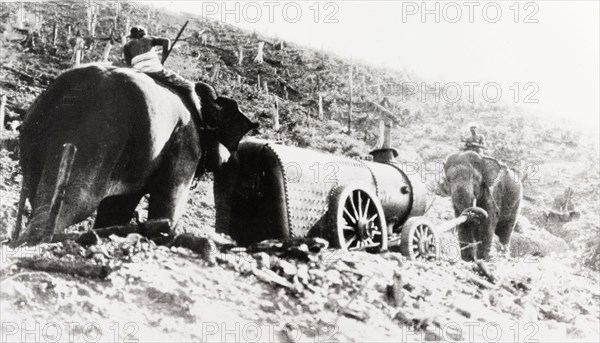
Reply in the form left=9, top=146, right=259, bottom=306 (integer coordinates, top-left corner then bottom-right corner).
left=45, top=143, right=77, bottom=240
left=162, top=20, right=189, bottom=64
left=16, top=257, right=110, bottom=279
left=434, top=215, right=468, bottom=235
left=13, top=180, right=28, bottom=241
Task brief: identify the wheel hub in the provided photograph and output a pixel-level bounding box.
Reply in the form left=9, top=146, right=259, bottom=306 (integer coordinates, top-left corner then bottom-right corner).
left=356, top=218, right=370, bottom=240
left=418, top=235, right=430, bottom=254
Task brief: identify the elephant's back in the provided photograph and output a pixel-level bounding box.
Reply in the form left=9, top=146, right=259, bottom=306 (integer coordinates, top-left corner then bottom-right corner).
left=20, top=63, right=192, bottom=187
left=23, top=63, right=189, bottom=141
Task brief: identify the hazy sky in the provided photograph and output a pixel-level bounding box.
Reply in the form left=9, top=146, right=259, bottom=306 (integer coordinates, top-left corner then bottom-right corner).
left=152, top=1, right=599, bottom=129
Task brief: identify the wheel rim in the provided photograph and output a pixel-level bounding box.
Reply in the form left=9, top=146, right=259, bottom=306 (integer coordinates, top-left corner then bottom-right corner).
left=409, top=223, right=436, bottom=258
left=339, top=189, right=384, bottom=251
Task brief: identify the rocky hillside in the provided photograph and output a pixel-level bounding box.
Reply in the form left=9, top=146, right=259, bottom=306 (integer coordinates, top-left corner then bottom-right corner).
left=1, top=2, right=599, bottom=341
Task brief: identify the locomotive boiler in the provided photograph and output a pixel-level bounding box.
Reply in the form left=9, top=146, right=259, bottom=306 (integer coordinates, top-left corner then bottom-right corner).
left=214, top=138, right=456, bottom=259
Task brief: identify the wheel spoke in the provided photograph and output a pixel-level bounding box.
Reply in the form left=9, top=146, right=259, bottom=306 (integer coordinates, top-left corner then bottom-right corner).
left=345, top=235, right=357, bottom=249
left=363, top=198, right=371, bottom=220
left=368, top=213, right=378, bottom=222
left=343, top=225, right=355, bottom=231
left=349, top=196, right=359, bottom=221
left=357, top=192, right=363, bottom=219
left=343, top=208, right=357, bottom=224
left=372, top=231, right=381, bottom=236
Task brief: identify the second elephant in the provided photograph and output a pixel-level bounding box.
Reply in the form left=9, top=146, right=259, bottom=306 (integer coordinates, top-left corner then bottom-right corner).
left=444, top=152, right=523, bottom=260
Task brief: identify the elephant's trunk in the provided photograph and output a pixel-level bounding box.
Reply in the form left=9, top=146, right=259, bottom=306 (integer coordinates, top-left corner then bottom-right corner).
left=451, top=186, right=476, bottom=213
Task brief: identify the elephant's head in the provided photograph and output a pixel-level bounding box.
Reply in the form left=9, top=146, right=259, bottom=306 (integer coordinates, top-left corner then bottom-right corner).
left=443, top=151, right=505, bottom=215
left=195, top=82, right=258, bottom=150
left=194, top=82, right=259, bottom=172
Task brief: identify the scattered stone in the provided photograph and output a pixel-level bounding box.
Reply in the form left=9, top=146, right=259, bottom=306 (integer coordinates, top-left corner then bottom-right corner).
left=252, top=267, right=296, bottom=290
left=276, top=259, right=298, bottom=278
left=455, top=307, right=471, bottom=318
left=297, top=264, right=309, bottom=282
left=170, top=233, right=216, bottom=264
left=325, top=269, right=342, bottom=285
left=386, top=271, right=404, bottom=307
left=254, top=252, right=272, bottom=269
left=341, top=307, right=369, bottom=322
left=475, top=260, right=497, bottom=284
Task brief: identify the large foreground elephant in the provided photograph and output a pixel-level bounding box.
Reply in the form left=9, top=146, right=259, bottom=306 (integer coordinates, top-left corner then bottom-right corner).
left=443, top=152, right=522, bottom=260
left=16, top=63, right=257, bottom=244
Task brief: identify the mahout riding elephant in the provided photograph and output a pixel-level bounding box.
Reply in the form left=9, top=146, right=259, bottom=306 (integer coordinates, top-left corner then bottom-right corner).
left=15, top=63, right=257, bottom=244
left=443, top=151, right=522, bottom=260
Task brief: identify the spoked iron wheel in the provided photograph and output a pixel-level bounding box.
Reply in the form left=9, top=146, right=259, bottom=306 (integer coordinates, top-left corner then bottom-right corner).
left=329, top=186, right=388, bottom=252
left=400, top=217, right=438, bottom=260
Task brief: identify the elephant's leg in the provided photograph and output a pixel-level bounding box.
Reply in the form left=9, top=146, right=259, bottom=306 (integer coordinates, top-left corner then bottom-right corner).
left=458, top=224, right=475, bottom=261
left=495, top=205, right=521, bottom=257
left=146, top=131, right=200, bottom=233
left=147, top=176, right=195, bottom=232
left=477, top=217, right=497, bottom=260
left=93, top=192, right=145, bottom=229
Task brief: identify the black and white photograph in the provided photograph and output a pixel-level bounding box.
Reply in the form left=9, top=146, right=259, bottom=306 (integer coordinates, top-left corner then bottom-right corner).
left=0, top=0, right=599, bottom=342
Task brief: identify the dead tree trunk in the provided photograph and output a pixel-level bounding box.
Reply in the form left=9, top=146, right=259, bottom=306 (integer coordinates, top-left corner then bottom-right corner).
left=316, top=74, right=321, bottom=94
left=73, top=36, right=84, bottom=66
left=377, top=120, right=385, bottom=148
left=124, top=17, right=130, bottom=40
left=87, top=5, right=93, bottom=35
left=383, top=121, right=392, bottom=148
left=147, top=4, right=155, bottom=21
left=66, top=24, right=72, bottom=40
left=263, top=81, right=269, bottom=95
left=318, top=93, right=324, bottom=120
left=52, top=22, right=58, bottom=46
left=0, top=94, right=6, bottom=141
left=16, top=6, right=24, bottom=30
left=348, top=65, right=353, bottom=133
left=238, top=46, right=244, bottom=65
left=91, top=7, right=98, bottom=38
left=254, top=41, right=265, bottom=64
left=113, top=1, right=120, bottom=28
left=362, top=74, right=367, bottom=94
left=273, top=96, right=280, bottom=132
left=211, top=62, right=221, bottom=82
left=101, top=40, right=113, bottom=61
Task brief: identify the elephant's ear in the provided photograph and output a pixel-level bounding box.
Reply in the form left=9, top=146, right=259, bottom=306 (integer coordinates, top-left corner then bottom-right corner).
left=443, top=153, right=460, bottom=174
left=443, top=153, right=474, bottom=185
left=194, top=82, right=219, bottom=128
left=481, top=157, right=505, bottom=191
left=215, top=97, right=259, bottom=152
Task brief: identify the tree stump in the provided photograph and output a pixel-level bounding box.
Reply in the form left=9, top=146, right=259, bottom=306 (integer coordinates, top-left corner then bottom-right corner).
left=238, top=46, right=244, bottom=65
left=254, top=41, right=265, bottom=64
